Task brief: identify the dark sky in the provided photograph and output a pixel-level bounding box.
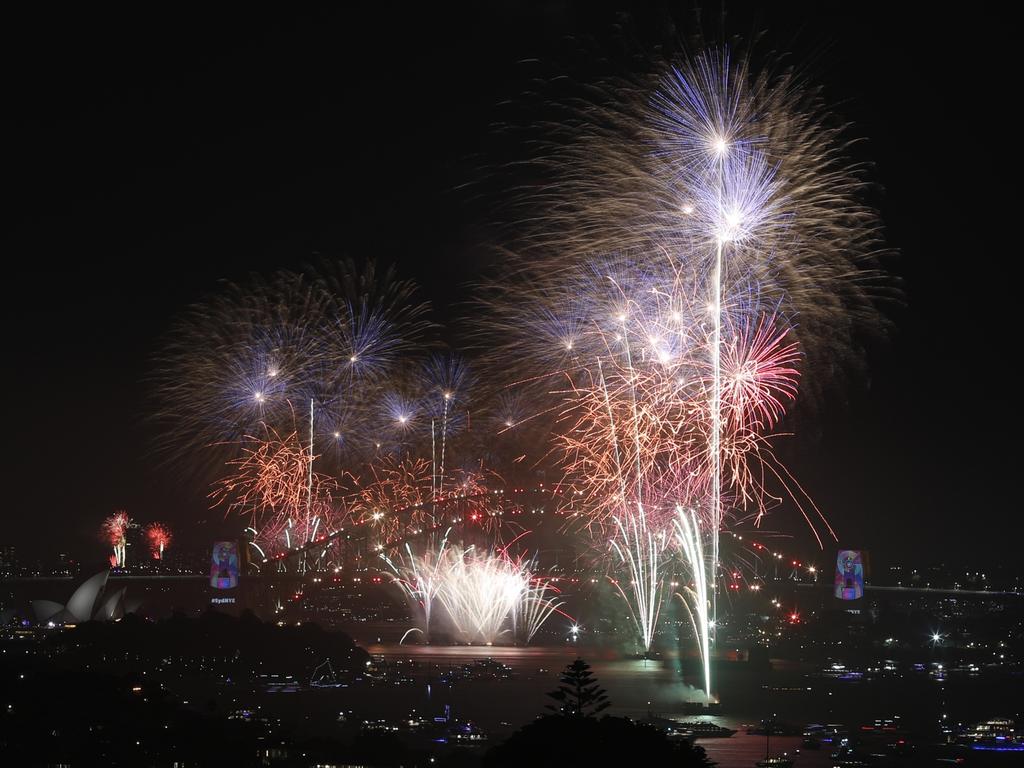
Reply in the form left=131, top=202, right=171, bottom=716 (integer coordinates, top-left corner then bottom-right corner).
left=1, top=4, right=1015, bottom=568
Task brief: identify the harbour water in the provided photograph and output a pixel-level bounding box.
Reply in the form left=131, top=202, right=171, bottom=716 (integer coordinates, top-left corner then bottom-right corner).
left=343, top=641, right=1018, bottom=766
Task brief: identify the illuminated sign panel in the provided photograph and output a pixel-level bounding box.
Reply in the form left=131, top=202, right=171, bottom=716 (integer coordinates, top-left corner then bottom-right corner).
left=834, top=549, right=865, bottom=600
left=210, top=541, right=239, bottom=590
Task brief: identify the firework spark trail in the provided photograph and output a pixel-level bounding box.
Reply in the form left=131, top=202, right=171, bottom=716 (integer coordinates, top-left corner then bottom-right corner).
left=435, top=548, right=519, bottom=644
left=102, top=511, right=131, bottom=567
left=572, top=284, right=796, bottom=645
left=341, top=453, right=507, bottom=548
left=565, top=291, right=805, bottom=650
left=423, top=354, right=472, bottom=498
left=592, top=319, right=668, bottom=655
left=383, top=538, right=564, bottom=645
left=540, top=261, right=802, bottom=535
left=610, top=507, right=667, bottom=655
left=380, top=530, right=453, bottom=643
left=439, top=395, right=450, bottom=496
left=674, top=506, right=712, bottom=702
left=209, top=427, right=339, bottom=558
left=710, top=236, right=723, bottom=638
left=145, top=522, right=173, bottom=560
left=656, top=57, right=802, bottom=634
left=513, top=582, right=565, bottom=643
left=499, top=543, right=567, bottom=643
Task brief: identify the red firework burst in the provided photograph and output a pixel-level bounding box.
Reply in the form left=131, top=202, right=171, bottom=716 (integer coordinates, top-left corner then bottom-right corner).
left=210, top=427, right=339, bottom=556
left=145, top=523, right=173, bottom=560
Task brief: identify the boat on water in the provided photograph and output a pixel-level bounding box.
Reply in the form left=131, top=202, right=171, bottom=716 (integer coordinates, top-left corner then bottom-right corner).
left=828, top=746, right=876, bottom=766
left=755, top=716, right=794, bottom=767
left=963, top=716, right=1015, bottom=741
left=959, top=717, right=1024, bottom=751
left=681, top=700, right=723, bottom=715
left=747, top=719, right=801, bottom=736
left=676, top=721, right=736, bottom=738
left=638, top=714, right=695, bottom=742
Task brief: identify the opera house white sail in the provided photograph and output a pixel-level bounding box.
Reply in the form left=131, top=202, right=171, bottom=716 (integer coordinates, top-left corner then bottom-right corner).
left=29, top=570, right=138, bottom=623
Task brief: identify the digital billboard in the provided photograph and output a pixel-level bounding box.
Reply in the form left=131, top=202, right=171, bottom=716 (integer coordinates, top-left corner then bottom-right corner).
left=834, top=549, right=865, bottom=600
left=210, top=541, right=239, bottom=590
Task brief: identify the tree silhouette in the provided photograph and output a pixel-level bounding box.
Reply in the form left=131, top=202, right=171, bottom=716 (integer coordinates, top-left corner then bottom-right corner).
left=546, top=658, right=610, bottom=717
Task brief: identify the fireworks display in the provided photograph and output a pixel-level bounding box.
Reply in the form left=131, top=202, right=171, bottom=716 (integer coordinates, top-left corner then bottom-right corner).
left=102, top=511, right=132, bottom=568
left=209, top=426, right=340, bottom=562
left=343, top=454, right=504, bottom=548
left=610, top=507, right=667, bottom=655
left=153, top=260, right=434, bottom=475
left=148, top=44, right=887, bottom=694
left=470, top=46, right=883, bottom=688
left=145, top=523, right=173, bottom=560
left=382, top=535, right=565, bottom=645
left=674, top=506, right=713, bottom=702
left=381, top=535, right=453, bottom=643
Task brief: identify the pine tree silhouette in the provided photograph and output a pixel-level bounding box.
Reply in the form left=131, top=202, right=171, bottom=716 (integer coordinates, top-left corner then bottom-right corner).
left=546, top=658, right=610, bottom=717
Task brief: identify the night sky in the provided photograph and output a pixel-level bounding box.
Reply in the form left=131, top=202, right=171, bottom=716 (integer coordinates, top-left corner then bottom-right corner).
left=2, top=4, right=1014, bottom=567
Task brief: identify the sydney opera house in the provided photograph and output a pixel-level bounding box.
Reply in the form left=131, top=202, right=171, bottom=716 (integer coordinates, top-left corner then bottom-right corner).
left=29, top=570, right=141, bottom=624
